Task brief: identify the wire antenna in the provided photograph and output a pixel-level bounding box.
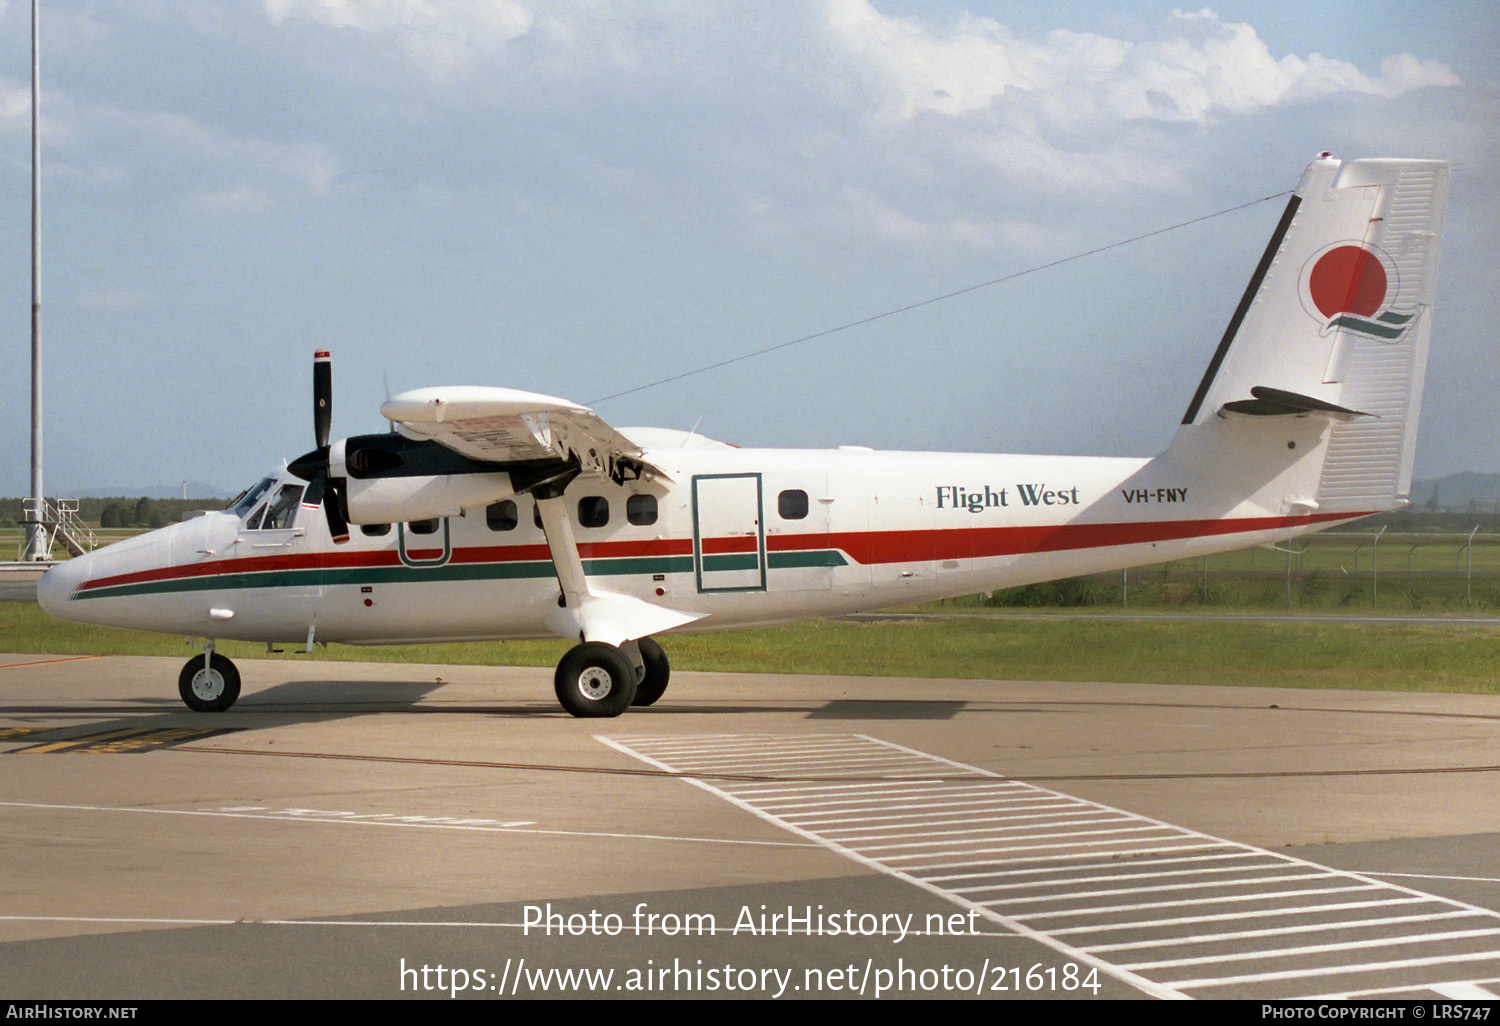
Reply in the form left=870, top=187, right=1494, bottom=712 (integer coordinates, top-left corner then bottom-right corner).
left=588, top=190, right=1292, bottom=407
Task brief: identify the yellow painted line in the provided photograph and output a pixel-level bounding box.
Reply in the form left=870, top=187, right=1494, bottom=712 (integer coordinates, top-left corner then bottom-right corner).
left=14, top=728, right=157, bottom=754
left=12, top=726, right=244, bottom=754
left=0, top=654, right=103, bottom=670
left=0, top=727, right=51, bottom=740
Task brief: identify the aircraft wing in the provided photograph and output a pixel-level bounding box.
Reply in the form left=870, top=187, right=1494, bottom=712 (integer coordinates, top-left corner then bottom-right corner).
left=381, top=386, right=662, bottom=482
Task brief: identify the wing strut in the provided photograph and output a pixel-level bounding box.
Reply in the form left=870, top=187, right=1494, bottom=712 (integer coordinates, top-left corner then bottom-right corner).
left=534, top=494, right=590, bottom=617
left=526, top=479, right=705, bottom=647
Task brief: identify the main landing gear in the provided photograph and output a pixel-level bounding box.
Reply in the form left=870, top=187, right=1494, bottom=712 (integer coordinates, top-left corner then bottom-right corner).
left=553, top=636, right=670, bottom=718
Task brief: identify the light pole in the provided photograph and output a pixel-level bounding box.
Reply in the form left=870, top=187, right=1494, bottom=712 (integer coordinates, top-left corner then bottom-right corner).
left=22, top=0, right=46, bottom=562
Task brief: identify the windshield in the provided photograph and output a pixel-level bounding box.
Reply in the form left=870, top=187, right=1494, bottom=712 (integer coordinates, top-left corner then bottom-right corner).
left=253, top=484, right=305, bottom=531
left=228, top=478, right=275, bottom=518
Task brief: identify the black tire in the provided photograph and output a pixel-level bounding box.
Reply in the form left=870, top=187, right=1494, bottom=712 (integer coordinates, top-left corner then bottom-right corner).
left=554, top=643, right=637, bottom=718
left=631, top=637, right=670, bottom=707
left=178, top=652, right=241, bottom=712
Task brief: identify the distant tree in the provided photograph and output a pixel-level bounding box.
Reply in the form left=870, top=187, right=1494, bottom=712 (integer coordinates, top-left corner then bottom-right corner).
left=133, top=497, right=169, bottom=528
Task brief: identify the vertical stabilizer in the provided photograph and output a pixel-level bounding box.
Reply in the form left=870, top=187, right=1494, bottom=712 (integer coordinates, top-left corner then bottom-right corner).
left=1169, top=154, right=1449, bottom=517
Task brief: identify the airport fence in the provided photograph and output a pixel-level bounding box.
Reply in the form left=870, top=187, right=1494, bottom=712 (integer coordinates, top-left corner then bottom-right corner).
left=989, top=530, right=1500, bottom=610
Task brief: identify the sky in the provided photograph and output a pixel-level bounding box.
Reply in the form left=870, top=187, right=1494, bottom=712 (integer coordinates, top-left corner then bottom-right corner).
left=1, top=0, right=1496, bottom=496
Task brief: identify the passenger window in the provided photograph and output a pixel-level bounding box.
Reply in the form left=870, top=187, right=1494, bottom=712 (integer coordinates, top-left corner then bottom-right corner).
left=626, top=494, right=657, bottom=526
left=257, top=484, right=304, bottom=530
left=778, top=489, right=809, bottom=520
left=487, top=500, right=518, bottom=532
left=360, top=523, right=391, bottom=537
left=408, top=518, right=440, bottom=535
left=578, top=496, right=609, bottom=529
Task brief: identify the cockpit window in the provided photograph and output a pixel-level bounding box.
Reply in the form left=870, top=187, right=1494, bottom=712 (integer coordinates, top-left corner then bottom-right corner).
left=253, top=484, right=304, bottom=530
left=229, top=478, right=275, bottom=517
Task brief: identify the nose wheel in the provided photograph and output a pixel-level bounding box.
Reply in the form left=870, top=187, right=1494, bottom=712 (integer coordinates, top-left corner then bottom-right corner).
left=178, top=652, right=241, bottom=712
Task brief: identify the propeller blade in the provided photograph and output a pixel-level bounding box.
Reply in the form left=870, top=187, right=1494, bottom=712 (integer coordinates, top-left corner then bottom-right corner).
left=323, top=478, right=350, bottom=544
left=303, top=471, right=325, bottom=507
left=314, top=350, right=332, bottom=450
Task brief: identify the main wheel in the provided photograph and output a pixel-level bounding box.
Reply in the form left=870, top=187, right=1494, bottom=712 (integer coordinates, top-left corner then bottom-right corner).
left=554, top=642, right=638, bottom=718
left=178, top=653, right=241, bottom=712
left=631, top=637, right=670, bottom=707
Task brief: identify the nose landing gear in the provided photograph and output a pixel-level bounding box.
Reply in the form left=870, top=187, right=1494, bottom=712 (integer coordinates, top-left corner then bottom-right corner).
left=178, top=648, right=241, bottom=712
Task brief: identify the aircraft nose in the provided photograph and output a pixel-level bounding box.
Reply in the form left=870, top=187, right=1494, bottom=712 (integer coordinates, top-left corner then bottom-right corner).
left=36, top=556, right=89, bottom=620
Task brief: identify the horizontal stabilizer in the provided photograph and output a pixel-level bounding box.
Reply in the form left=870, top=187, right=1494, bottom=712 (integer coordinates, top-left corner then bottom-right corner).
left=1219, top=386, right=1371, bottom=421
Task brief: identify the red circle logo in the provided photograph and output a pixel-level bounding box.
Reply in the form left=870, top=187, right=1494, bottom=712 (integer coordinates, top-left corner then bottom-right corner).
left=1307, top=245, right=1388, bottom=319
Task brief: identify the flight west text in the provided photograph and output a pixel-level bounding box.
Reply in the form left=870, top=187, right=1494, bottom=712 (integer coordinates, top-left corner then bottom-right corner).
left=936, top=484, right=1081, bottom=512
left=1120, top=487, right=1189, bottom=504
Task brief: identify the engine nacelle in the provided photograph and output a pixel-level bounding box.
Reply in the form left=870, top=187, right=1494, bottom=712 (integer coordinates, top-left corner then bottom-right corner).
left=330, top=435, right=515, bottom=524
left=340, top=472, right=515, bottom=524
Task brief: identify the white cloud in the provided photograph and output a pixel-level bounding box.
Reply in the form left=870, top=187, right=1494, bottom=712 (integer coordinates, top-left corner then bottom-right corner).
left=836, top=184, right=1067, bottom=253
left=263, top=0, right=534, bottom=78
left=0, top=78, right=26, bottom=124
left=186, top=185, right=275, bottom=216
left=79, top=288, right=153, bottom=312
left=824, top=3, right=1458, bottom=126
left=117, top=109, right=344, bottom=196
left=246, top=3, right=1463, bottom=249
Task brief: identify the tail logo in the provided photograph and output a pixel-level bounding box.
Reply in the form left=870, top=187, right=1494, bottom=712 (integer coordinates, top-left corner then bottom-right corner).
left=1298, top=242, right=1418, bottom=342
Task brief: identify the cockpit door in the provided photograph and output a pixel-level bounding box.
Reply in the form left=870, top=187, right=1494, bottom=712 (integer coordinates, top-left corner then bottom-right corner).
left=233, top=482, right=324, bottom=635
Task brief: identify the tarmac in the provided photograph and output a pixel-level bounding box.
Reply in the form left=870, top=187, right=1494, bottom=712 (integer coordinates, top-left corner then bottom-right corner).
left=1, top=653, right=1498, bottom=1000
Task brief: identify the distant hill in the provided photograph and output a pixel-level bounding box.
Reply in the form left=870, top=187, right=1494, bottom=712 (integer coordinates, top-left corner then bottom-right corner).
left=1411, top=472, right=1500, bottom=513
left=74, top=480, right=232, bottom=500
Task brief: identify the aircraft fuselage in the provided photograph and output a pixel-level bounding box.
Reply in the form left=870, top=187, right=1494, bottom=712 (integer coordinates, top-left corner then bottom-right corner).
left=39, top=436, right=1362, bottom=647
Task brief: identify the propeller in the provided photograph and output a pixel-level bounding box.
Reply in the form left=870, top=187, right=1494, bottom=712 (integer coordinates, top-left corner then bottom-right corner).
left=288, top=350, right=351, bottom=544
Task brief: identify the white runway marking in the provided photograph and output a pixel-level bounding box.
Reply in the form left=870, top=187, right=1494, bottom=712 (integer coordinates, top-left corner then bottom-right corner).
left=2, top=914, right=1017, bottom=937
left=602, top=732, right=1500, bottom=1000
left=1431, top=981, right=1500, bottom=999
left=0, top=798, right=814, bottom=849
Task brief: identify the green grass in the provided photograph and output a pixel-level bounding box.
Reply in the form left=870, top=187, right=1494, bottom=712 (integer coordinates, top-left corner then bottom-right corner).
left=5, top=602, right=1498, bottom=695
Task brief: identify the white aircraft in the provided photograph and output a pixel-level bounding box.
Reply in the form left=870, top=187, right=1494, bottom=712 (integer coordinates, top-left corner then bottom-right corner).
left=38, top=154, right=1449, bottom=717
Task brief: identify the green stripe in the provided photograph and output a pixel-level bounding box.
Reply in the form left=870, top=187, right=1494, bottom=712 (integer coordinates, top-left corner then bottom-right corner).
left=769, top=550, right=847, bottom=569
left=1330, top=314, right=1407, bottom=339
left=75, top=551, right=845, bottom=601
left=702, top=553, right=760, bottom=572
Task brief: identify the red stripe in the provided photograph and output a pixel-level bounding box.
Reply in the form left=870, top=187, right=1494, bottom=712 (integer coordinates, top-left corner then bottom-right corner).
left=76, top=512, right=1370, bottom=593
left=702, top=536, right=759, bottom=555
left=825, top=511, right=1367, bottom=564
left=77, top=536, right=697, bottom=593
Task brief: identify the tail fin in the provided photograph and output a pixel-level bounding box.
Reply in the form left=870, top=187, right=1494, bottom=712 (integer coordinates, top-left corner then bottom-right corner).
left=1169, top=153, right=1449, bottom=517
